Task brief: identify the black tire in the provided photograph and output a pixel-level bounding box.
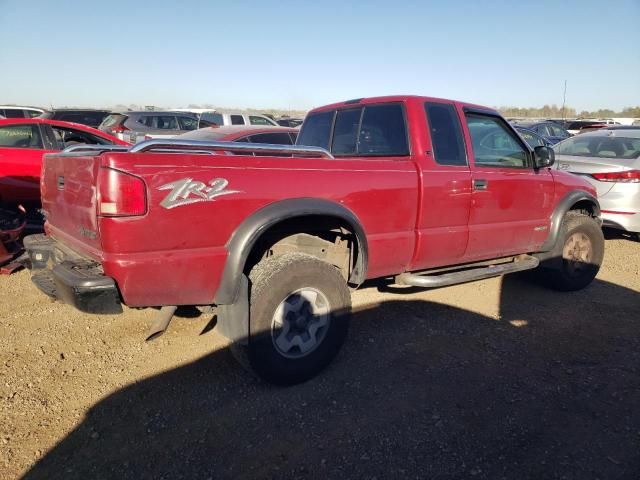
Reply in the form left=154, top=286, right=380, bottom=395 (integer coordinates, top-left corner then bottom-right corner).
left=231, top=252, right=351, bottom=385
left=538, top=211, right=604, bottom=291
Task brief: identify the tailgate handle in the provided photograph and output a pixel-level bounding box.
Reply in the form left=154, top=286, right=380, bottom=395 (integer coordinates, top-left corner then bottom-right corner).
left=473, top=179, right=488, bottom=190
left=57, top=176, right=64, bottom=190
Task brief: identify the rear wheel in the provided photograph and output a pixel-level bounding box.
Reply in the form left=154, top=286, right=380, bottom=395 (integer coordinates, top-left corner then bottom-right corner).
left=232, top=252, right=351, bottom=385
left=538, top=211, right=604, bottom=291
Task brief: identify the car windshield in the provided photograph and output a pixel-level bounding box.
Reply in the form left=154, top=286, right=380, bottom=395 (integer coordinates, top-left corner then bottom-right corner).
left=554, top=135, right=640, bottom=160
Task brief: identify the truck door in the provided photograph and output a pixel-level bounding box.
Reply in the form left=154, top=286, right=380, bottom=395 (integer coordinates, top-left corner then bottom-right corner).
left=409, top=101, right=472, bottom=270
left=462, top=109, right=555, bottom=259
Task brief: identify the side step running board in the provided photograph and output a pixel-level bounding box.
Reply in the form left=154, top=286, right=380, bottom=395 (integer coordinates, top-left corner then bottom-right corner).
left=396, top=255, right=539, bottom=289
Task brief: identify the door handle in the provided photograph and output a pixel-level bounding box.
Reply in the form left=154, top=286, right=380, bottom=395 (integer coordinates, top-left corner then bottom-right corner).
left=473, top=179, right=488, bottom=190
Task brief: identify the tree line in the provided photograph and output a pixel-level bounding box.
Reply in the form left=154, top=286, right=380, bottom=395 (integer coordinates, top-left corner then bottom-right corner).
left=498, top=105, right=640, bottom=119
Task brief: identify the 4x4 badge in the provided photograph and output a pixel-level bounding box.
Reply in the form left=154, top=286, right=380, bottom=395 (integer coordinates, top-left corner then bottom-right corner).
left=159, top=178, right=240, bottom=209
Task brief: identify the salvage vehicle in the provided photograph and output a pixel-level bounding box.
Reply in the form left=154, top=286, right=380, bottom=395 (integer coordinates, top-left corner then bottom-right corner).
left=554, top=128, right=640, bottom=238
left=176, top=125, right=298, bottom=146
left=0, top=118, right=128, bottom=206
left=39, top=109, right=111, bottom=128
left=24, top=95, right=604, bottom=385
left=98, top=111, right=200, bottom=143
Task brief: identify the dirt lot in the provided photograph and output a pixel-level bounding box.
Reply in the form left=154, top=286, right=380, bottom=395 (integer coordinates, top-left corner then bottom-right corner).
left=1, top=232, right=639, bottom=480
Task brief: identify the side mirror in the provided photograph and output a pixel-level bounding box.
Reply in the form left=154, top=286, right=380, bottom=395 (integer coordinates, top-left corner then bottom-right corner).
left=534, top=145, right=555, bottom=168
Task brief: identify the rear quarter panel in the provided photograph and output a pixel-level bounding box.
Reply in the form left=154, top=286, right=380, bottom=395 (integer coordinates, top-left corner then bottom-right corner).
left=99, top=152, right=419, bottom=306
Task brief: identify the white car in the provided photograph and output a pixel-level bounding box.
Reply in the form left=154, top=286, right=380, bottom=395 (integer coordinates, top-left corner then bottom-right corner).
left=0, top=105, right=46, bottom=118
left=170, top=109, right=278, bottom=127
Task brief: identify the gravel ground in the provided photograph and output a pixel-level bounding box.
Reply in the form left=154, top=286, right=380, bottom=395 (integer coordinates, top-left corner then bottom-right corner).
left=1, top=232, right=639, bottom=480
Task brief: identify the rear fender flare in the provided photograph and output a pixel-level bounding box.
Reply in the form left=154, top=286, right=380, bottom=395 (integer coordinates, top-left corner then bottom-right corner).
left=214, top=198, right=368, bottom=306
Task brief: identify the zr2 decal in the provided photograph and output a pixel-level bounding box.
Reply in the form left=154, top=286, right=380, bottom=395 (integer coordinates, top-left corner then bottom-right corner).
left=159, top=178, right=240, bottom=209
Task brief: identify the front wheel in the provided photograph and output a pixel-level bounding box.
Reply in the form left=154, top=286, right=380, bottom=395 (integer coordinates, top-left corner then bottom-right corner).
left=232, top=252, right=351, bottom=385
left=538, top=211, right=604, bottom=291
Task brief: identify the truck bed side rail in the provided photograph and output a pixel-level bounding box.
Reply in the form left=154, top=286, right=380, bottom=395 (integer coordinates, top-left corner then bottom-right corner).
left=60, top=140, right=334, bottom=159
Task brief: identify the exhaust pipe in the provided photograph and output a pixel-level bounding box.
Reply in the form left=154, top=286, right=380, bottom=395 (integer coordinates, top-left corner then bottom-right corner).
left=146, top=305, right=178, bottom=341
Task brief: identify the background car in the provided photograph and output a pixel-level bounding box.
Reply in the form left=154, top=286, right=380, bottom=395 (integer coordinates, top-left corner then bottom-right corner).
left=0, top=106, right=46, bottom=118
left=553, top=128, right=640, bottom=237
left=276, top=117, right=304, bottom=128
left=0, top=118, right=128, bottom=206
left=565, top=120, right=618, bottom=135
left=99, top=111, right=200, bottom=142
left=170, top=109, right=279, bottom=128
left=175, top=125, right=298, bottom=152
left=513, top=121, right=571, bottom=145
left=514, top=126, right=552, bottom=148
left=39, top=109, right=111, bottom=128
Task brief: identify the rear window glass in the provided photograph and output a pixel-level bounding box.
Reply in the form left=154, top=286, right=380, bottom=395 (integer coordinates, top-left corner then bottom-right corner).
left=425, top=102, right=466, bottom=166
left=247, top=132, right=293, bottom=145
left=199, top=112, right=223, bottom=126
left=0, top=124, right=43, bottom=148
left=53, top=111, right=107, bottom=127
left=296, top=110, right=334, bottom=151
left=331, top=108, right=361, bottom=155
left=357, top=104, right=409, bottom=155
left=100, top=114, right=125, bottom=128
left=555, top=136, right=640, bottom=159
left=3, top=109, right=25, bottom=118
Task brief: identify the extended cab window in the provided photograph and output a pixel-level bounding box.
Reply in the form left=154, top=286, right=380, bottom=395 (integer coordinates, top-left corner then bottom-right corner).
left=466, top=114, right=528, bottom=168
left=231, top=115, right=245, bottom=125
left=0, top=124, right=43, bottom=148
left=425, top=102, right=466, bottom=166
left=248, top=132, right=293, bottom=144
left=358, top=104, right=408, bottom=155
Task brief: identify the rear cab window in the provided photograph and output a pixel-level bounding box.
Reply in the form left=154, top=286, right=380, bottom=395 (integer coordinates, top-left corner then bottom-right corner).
left=297, top=102, right=409, bottom=157
left=424, top=102, right=467, bottom=166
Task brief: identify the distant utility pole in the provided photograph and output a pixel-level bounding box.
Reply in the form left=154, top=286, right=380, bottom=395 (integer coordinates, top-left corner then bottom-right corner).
left=561, top=80, right=567, bottom=120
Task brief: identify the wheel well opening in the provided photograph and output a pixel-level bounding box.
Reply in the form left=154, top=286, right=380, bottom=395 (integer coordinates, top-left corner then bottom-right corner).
left=244, top=215, right=363, bottom=285
left=569, top=200, right=598, bottom=217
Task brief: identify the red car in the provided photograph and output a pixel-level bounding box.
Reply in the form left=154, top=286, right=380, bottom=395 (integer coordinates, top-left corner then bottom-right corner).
left=176, top=125, right=298, bottom=146
left=0, top=118, right=128, bottom=205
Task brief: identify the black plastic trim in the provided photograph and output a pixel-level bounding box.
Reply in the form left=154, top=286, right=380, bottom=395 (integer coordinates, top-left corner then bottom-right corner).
left=214, top=198, right=369, bottom=305
left=538, top=190, right=600, bottom=252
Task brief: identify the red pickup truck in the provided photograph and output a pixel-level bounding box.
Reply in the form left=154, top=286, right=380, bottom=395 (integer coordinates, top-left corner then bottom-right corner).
left=24, top=95, right=604, bottom=384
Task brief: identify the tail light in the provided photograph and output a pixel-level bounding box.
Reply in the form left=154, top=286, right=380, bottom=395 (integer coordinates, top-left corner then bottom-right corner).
left=112, top=124, right=130, bottom=134
left=592, top=170, right=640, bottom=183
left=97, top=168, right=146, bottom=217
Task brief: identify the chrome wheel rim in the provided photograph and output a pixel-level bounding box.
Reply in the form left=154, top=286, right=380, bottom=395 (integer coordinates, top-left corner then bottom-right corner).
left=271, top=288, right=331, bottom=359
left=562, top=232, right=593, bottom=276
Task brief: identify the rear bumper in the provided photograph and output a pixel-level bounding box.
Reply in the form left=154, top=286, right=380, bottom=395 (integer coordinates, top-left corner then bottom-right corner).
left=24, top=234, right=122, bottom=314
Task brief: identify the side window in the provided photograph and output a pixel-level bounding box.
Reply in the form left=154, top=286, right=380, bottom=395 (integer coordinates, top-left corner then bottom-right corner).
left=249, top=116, right=272, bottom=126
left=4, top=109, right=25, bottom=118
left=231, top=115, right=245, bottom=125
left=155, top=116, right=178, bottom=129
left=550, top=124, right=568, bottom=138
left=178, top=116, right=198, bottom=130
left=26, top=110, right=42, bottom=118
left=358, top=104, right=409, bottom=155
left=466, top=114, right=528, bottom=168
left=331, top=108, right=362, bottom=155
left=200, top=112, right=223, bottom=126
left=0, top=124, right=43, bottom=148
left=138, top=116, right=152, bottom=127
left=296, top=110, right=334, bottom=150
left=247, top=132, right=294, bottom=145
left=425, top=102, right=467, bottom=166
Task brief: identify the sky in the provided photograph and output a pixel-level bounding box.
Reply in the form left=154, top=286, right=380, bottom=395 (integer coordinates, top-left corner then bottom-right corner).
left=0, top=0, right=638, bottom=112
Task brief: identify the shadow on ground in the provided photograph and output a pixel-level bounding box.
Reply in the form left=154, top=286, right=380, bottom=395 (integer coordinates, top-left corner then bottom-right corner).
left=22, top=275, right=640, bottom=480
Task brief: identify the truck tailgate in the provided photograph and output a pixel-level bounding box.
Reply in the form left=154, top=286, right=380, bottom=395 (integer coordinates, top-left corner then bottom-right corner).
left=41, top=153, right=102, bottom=255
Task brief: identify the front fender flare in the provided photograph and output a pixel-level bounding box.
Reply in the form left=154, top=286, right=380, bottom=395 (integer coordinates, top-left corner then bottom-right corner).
left=538, top=189, right=600, bottom=253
